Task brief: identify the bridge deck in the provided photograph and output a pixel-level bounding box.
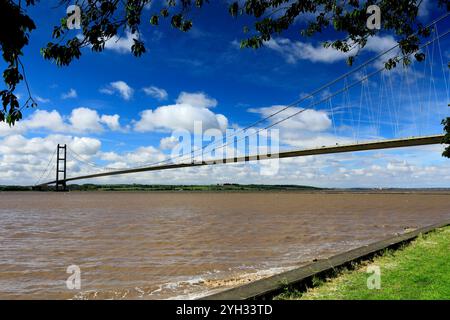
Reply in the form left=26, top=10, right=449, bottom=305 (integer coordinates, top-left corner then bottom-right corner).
left=39, top=135, right=444, bottom=186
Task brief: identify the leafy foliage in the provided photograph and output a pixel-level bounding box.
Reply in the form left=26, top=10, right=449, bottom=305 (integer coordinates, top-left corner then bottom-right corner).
left=0, top=0, right=36, bottom=125
left=442, top=61, right=450, bottom=158
left=228, top=0, right=447, bottom=70
left=442, top=117, right=450, bottom=158
left=1, top=0, right=450, bottom=130
left=40, top=0, right=201, bottom=67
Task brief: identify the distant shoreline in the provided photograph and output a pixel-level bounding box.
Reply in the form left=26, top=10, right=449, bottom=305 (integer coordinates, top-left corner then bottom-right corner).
left=1, top=184, right=450, bottom=193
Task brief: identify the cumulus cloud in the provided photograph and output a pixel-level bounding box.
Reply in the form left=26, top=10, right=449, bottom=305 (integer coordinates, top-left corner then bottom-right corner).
left=61, top=88, right=77, bottom=99
left=104, top=30, right=136, bottom=54
left=77, top=145, right=450, bottom=188
left=134, top=92, right=227, bottom=133
left=68, top=108, right=122, bottom=133
left=142, top=86, right=168, bottom=100
left=0, top=108, right=122, bottom=137
left=249, top=106, right=331, bottom=132
left=0, top=134, right=102, bottom=185
left=70, top=136, right=102, bottom=155
left=0, top=110, right=65, bottom=136
left=1, top=131, right=449, bottom=188
left=364, top=35, right=398, bottom=53
left=0, top=122, right=25, bottom=137
left=69, top=107, right=104, bottom=132
left=100, top=114, right=121, bottom=131
left=265, top=35, right=398, bottom=64
left=98, top=146, right=167, bottom=170
left=159, top=136, right=179, bottom=150
left=248, top=105, right=357, bottom=149
left=25, top=109, right=67, bottom=131
left=176, top=92, right=218, bottom=108
left=100, top=81, right=134, bottom=100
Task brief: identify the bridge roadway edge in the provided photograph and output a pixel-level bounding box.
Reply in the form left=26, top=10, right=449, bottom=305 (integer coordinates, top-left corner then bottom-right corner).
left=39, top=135, right=445, bottom=186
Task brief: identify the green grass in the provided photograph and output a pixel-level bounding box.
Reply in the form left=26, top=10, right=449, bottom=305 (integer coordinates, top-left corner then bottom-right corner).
left=277, top=226, right=450, bottom=300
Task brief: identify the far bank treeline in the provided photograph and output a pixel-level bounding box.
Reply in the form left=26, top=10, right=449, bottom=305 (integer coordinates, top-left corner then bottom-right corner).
left=0, top=184, right=322, bottom=192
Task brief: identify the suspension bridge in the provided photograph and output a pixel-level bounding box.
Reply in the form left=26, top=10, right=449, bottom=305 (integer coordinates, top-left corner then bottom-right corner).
left=34, top=16, right=450, bottom=191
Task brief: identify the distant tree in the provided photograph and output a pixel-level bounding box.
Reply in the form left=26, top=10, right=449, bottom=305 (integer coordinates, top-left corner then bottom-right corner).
left=1, top=0, right=449, bottom=133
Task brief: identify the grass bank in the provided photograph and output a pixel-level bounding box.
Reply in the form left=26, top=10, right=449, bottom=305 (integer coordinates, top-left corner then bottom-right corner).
left=277, top=226, right=450, bottom=300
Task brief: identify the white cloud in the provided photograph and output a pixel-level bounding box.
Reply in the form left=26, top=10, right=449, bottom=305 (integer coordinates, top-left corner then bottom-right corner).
left=104, top=30, right=135, bottom=54
left=0, top=122, right=25, bottom=137
left=265, top=35, right=398, bottom=64
left=1, top=131, right=449, bottom=188
left=100, top=114, right=121, bottom=131
left=101, top=81, right=134, bottom=100
left=249, top=106, right=331, bottom=132
left=61, top=88, right=77, bottom=99
left=247, top=105, right=359, bottom=150
left=69, top=107, right=104, bottom=133
left=134, top=92, right=227, bottom=133
left=280, top=132, right=355, bottom=149
left=125, top=146, right=165, bottom=165
left=0, top=134, right=102, bottom=185
left=80, top=146, right=450, bottom=188
left=0, top=135, right=54, bottom=156
left=35, top=96, right=50, bottom=103
left=0, top=110, right=65, bottom=136
left=26, top=109, right=67, bottom=131
left=110, top=81, right=134, bottom=100
left=159, top=136, right=179, bottom=150
left=99, top=88, right=114, bottom=95
left=68, top=108, right=123, bottom=133
left=364, top=35, right=397, bottom=53
left=386, top=160, right=414, bottom=173
left=176, top=92, right=218, bottom=108
left=0, top=108, right=121, bottom=136
left=142, top=86, right=168, bottom=100
left=70, top=136, right=102, bottom=155
left=98, top=146, right=167, bottom=170
left=99, top=151, right=123, bottom=162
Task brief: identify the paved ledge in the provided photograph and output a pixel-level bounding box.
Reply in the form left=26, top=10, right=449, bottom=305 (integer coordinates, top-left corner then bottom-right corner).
left=199, top=219, right=450, bottom=300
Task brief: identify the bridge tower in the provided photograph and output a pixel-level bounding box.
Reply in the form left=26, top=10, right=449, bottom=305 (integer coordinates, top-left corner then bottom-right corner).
left=55, top=144, right=67, bottom=191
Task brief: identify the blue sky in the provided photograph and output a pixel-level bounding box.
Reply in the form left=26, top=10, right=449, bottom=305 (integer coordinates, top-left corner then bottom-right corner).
left=1, top=0, right=450, bottom=187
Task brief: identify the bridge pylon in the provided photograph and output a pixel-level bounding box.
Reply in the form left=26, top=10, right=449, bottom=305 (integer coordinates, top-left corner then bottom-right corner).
left=55, top=144, right=67, bottom=192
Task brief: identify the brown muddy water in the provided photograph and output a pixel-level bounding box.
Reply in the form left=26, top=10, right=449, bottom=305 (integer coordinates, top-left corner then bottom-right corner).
left=0, top=191, right=449, bottom=299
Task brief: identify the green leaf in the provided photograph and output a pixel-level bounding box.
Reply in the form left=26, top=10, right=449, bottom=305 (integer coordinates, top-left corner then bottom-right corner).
left=150, top=15, right=159, bottom=25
